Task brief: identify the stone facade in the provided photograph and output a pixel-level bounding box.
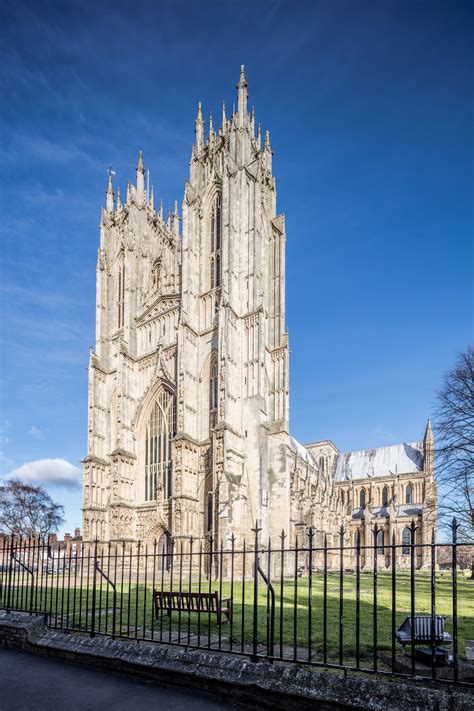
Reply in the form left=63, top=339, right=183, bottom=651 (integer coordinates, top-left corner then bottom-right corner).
left=83, top=67, right=436, bottom=565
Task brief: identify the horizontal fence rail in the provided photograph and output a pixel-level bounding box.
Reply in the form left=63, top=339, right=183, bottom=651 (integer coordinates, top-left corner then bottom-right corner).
left=0, top=519, right=472, bottom=688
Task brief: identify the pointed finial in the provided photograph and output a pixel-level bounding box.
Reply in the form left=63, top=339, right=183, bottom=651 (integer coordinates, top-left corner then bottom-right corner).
left=256, top=123, right=261, bottom=150
left=236, top=64, right=248, bottom=119
left=237, top=64, right=247, bottom=89
left=221, top=101, right=226, bottom=128
left=424, top=417, right=434, bottom=443
left=126, top=180, right=131, bottom=203
left=264, top=130, right=271, bottom=151
left=159, top=198, right=163, bottom=221
left=116, top=187, right=122, bottom=211
left=149, top=186, right=154, bottom=210
left=136, top=150, right=145, bottom=202
left=195, top=101, right=204, bottom=149
left=106, top=169, right=114, bottom=213
left=250, top=106, right=255, bottom=134
left=172, top=200, right=179, bottom=235
left=166, top=208, right=171, bottom=230
left=208, top=111, right=214, bottom=139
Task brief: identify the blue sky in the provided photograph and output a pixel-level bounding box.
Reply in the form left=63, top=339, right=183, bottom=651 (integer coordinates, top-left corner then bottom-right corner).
left=0, top=0, right=472, bottom=535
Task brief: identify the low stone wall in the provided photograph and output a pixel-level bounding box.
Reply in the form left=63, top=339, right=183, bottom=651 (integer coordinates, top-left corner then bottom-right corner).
left=0, top=611, right=472, bottom=710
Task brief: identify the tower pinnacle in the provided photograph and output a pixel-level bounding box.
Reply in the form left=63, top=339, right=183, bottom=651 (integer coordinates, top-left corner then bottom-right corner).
left=136, top=150, right=145, bottom=202
left=221, top=101, right=227, bottom=131
left=237, top=64, right=248, bottom=119
left=424, top=418, right=434, bottom=445
left=172, top=200, right=179, bottom=235
left=195, top=102, right=204, bottom=149
left=106, top=169, right=114, bottom=213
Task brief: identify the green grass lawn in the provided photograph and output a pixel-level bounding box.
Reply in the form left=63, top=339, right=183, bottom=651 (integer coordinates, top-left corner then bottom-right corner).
left=2, top=570, right=472, bottom=664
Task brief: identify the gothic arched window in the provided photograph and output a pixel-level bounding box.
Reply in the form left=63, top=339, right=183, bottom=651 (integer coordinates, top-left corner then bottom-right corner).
left=210, top=194, right=222, bottom=289
left=376, top=529, right=384, bottom=555
left=406, top=482, right=413, bottom=505
left=382, top=485, right=388, bottom=506
left=359, top=488, right=366, bottom=509
left=210, top=356, right=218, bottom=411
left=402, top=527, right=411, bottom=554
left=144, top=389, right=176, bottom=502
left=319, top=456, right=325, bottom=475
left=117, top=253, right=125, bottom=329
left=152, top=258, right=161, bottom=291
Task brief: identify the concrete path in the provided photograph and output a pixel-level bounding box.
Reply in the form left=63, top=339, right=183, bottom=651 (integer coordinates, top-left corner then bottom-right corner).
left=0, top=647, right=243, bottom=711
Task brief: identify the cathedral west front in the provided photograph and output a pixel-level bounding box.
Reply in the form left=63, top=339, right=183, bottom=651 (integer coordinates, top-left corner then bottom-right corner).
left=83, top=68, right=436, bottom=566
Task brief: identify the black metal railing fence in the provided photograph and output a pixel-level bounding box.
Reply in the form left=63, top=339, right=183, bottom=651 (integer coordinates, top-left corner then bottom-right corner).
left=0, top=519, right=472, bottom=688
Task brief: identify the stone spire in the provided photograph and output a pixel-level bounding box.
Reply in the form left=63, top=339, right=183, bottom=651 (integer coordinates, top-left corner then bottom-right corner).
left=159, top=198, right=163, bottom=222
left=250, top=106, right=255, bottom=135
left=237, top=64, right=248, bottom=118
left=172, top=200, right=179, bottom=235
left=424, top=418, right=434, bottom=444
left=264, top=129, right=271, bottom=153
left=195, top=102, right=204, bottom=149
left=221, top=101, right=226, bottom=131
left=106, top=171, right=114, bottom=213
left=256, top=123, right=261, bottom=150
left=149, top=186, right=154, bottom=210
left=208, top=112, right=214, bottom=140
left=423, top=418, right=434, bottom=476
left=116, top=186, right=122, bottom=212
left=126, top=180, right=131, bottom=204
left=136, top=150, right=145, bottom=202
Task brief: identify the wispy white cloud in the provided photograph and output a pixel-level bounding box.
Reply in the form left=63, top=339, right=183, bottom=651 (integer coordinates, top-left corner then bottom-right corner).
left=3, top=459, right=81, bottom=490
left=28, top=425, right=45, bottom=439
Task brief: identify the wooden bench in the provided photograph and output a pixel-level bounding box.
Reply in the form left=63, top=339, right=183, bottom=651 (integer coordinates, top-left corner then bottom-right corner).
left=396, top=615, right=453, bottom=663
left=153, top=590, right=232, bottom=625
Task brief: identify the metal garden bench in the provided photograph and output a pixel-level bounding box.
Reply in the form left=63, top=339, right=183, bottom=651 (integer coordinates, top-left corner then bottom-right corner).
left=396, top=615, right=453, bottom=664
left=153, top=590, right=233, bottom=625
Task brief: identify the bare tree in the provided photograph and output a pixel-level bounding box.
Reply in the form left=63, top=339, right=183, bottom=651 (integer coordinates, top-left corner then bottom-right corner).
left=0, top=479, right=64, bottom=538
left=434, top=346, right=474, bottom=575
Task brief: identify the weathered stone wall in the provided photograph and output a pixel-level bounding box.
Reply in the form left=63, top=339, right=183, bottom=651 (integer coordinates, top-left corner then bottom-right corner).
left=0, top=612, right=472, bottom=710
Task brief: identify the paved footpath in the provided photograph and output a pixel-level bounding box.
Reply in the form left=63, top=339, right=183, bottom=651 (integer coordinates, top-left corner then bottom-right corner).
left=0, top=647, right=244, bottom=711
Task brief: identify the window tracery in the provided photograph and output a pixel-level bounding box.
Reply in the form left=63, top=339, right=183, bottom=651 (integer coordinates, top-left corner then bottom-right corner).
left=144, top=389, right=176, bottom=501
left=210, top=194, right=222, bottom=289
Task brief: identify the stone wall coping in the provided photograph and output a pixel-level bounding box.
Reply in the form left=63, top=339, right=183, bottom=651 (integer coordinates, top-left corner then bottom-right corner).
left=0, top=612, right=472, bottom=711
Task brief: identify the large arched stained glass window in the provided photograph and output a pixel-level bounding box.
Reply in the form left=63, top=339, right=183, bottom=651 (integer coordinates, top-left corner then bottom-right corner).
left=144, top=389, right=176, bottom=501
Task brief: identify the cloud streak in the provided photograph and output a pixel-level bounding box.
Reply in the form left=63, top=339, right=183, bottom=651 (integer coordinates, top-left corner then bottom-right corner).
left=3, top=459, right=82, bottom=490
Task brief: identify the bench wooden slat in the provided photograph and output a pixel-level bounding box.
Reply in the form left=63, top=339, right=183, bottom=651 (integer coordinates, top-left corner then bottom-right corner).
left=153, top=590, right=232, bottom=624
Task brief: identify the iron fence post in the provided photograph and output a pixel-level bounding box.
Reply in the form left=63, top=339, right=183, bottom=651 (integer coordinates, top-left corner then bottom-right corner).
left=451, top=517, right=459, bottom=683
left=90, top=538, right=98, bottom=637
left=251, top=521, right=261, bottom=661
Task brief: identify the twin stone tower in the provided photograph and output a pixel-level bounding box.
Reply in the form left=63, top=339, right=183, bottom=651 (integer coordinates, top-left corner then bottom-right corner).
left=83, top=68, right=436, bottom=561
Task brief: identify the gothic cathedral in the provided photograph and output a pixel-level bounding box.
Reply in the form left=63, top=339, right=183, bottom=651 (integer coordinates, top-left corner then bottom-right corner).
left=83, top=68, right=436, bottom=566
